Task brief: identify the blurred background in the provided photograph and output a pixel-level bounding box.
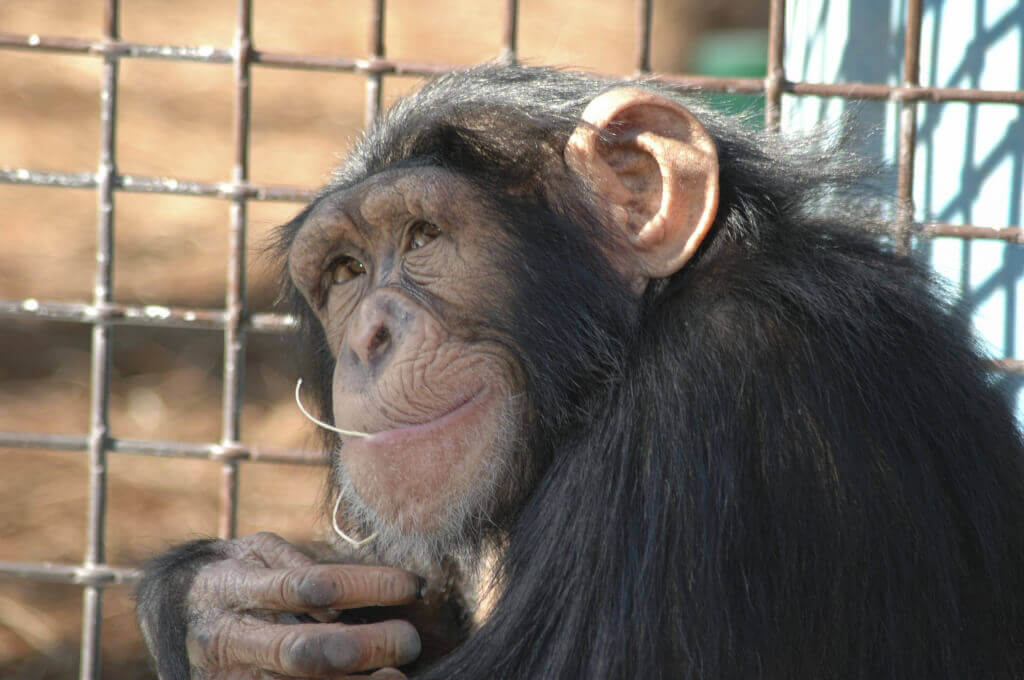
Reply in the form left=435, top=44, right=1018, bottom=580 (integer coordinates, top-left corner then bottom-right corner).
left=0, top=1, right=770, bottom=677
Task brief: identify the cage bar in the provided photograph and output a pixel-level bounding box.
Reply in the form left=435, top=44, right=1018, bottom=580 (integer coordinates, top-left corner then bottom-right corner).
left=0, top=167, right=314, bottom=200
left=785, top=80, right=1024, bottom=105
left=924, top=224, right=1023, bottom=243
left=364, top=0, right=386, bottom=126
left=0, top=431, right=327, bottom=463
left=502, top=0, right=519, bottom=63
left=12, top=29, right=1024, bottom=103
left=635, top=0, right=653, bottom=74
left=5, top=31, right=1023, bottom=104
left=0, top=299, right=296, bottom=331
left=0, top=561, right=142, bottom=586
left=765, top=0, right=786, bottom=130
left=896, top=0, right=923, bottom=251
left=216, top=0, right=254, bottom=540
left=77, top=1, right=120, bottom=676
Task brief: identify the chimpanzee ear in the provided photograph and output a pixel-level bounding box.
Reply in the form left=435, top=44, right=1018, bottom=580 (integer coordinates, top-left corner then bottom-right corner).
left=565, top=87, right=719, bottom=280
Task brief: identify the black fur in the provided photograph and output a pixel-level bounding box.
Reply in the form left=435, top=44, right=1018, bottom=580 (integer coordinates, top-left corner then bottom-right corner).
left=135, top=539, right=226, bottom=680
left=148, top=63, right=1024, bottom=679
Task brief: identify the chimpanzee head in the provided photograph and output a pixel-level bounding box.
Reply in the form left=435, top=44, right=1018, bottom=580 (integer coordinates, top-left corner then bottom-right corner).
left=277, top=64, right=728, bottom=563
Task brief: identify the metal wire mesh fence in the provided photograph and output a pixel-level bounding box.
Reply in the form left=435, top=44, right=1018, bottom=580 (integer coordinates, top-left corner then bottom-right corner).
left=0, top=1, right=1021, bottom=678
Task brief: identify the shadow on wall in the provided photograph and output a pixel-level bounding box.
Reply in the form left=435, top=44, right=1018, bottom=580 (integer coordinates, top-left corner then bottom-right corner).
left=805, top=0, right=1024, bottom=413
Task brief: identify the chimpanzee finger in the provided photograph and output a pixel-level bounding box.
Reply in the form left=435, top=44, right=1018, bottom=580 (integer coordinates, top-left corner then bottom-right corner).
left=234, top=532, right=321, bottom=570
left=224, top=620, right=421, bottom=676
left=230, top=534, right=345, bottom=622
left=334, top=667, right=408, bottom=679
left=221, top=563, right=421, bottom=612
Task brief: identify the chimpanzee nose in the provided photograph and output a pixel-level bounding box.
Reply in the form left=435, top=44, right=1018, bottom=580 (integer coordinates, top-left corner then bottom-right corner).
left=346, top=292, right=408, bottom=371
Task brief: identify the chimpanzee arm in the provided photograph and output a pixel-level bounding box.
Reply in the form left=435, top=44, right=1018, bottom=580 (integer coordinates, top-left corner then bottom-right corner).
left=136, top=538, right=225, bottom=680
left=135, top=532, right=423, bottom=680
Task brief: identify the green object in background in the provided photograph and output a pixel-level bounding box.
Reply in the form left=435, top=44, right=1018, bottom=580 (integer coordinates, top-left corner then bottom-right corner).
left=691, top=29, right=768, bottom=119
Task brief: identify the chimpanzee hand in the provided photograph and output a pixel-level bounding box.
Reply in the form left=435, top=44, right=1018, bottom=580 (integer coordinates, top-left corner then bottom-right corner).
left=137, top=532, right=422, bottom=680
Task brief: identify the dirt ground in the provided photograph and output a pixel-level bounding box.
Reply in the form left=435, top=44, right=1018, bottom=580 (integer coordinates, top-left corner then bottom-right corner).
left=0, top=1, right=765, bottom=677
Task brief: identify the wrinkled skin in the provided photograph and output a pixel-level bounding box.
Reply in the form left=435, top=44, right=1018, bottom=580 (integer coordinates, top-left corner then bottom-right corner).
left=153, top=169, right=525, bottom=679
left=288, top=167, right=525, bottom=540
left=169, top=533, right=421, bottom=679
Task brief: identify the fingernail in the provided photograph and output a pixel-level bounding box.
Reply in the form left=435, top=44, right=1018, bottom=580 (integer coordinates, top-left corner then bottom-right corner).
left=396, top=622, right=422, bottom=664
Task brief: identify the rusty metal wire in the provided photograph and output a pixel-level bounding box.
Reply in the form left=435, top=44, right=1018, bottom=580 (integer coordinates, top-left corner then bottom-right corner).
left=0, top=1, right=1022, bottom=678
left=75, top=2, right=119, bottom=675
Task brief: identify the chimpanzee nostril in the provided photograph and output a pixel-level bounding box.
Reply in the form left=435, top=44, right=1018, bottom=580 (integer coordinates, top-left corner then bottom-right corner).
left=368, top=325, right=391, bottom=360
left=346, top=294, right=408, bottom=370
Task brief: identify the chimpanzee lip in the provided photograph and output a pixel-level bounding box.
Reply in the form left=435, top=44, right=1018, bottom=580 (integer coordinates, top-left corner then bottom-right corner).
left=362, top=385, right=488, bottom=442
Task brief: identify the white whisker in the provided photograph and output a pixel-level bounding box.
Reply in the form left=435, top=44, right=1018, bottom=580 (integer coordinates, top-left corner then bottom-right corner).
left=294, top=379, right=370, bottom=439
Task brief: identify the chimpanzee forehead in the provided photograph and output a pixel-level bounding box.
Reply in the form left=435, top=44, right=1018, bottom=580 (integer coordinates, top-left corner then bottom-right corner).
left=305, top=166, right=473, bottom=237
left=287, top=165, right=491, bottom=293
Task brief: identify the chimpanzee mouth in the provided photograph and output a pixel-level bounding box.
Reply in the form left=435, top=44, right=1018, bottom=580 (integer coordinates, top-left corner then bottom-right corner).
left=362, top=385, right=489, bottom=443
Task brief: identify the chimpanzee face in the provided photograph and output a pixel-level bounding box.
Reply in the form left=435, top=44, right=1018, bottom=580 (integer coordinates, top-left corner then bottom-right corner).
left=288, top=166, right=526, bottom=539
left=284, top=85, right=719, bottom=560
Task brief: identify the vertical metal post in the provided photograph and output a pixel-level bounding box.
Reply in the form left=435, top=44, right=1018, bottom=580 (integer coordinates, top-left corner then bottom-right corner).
left=219, top=0, right=252, bottom=539
left=635, top=0, right=652, bottom=74
left=897, top=0, right=923, bottom=251
left=501, top=0, right=519, bottom=63
left=765, top=0, right=786, bottom=131
left=364, top=0, right=386, bottom=127
left=79, top=1, right=119, bottom=677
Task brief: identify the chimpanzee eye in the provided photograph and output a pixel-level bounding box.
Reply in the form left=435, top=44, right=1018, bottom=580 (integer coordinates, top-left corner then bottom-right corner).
left=329, top=256, right=366, bottom=284
left=409, top=221, right=442, bottom=250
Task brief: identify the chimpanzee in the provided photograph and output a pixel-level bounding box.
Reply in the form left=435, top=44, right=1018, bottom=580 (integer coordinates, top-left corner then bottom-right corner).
left=136, top=64, right=1024, bottom=679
